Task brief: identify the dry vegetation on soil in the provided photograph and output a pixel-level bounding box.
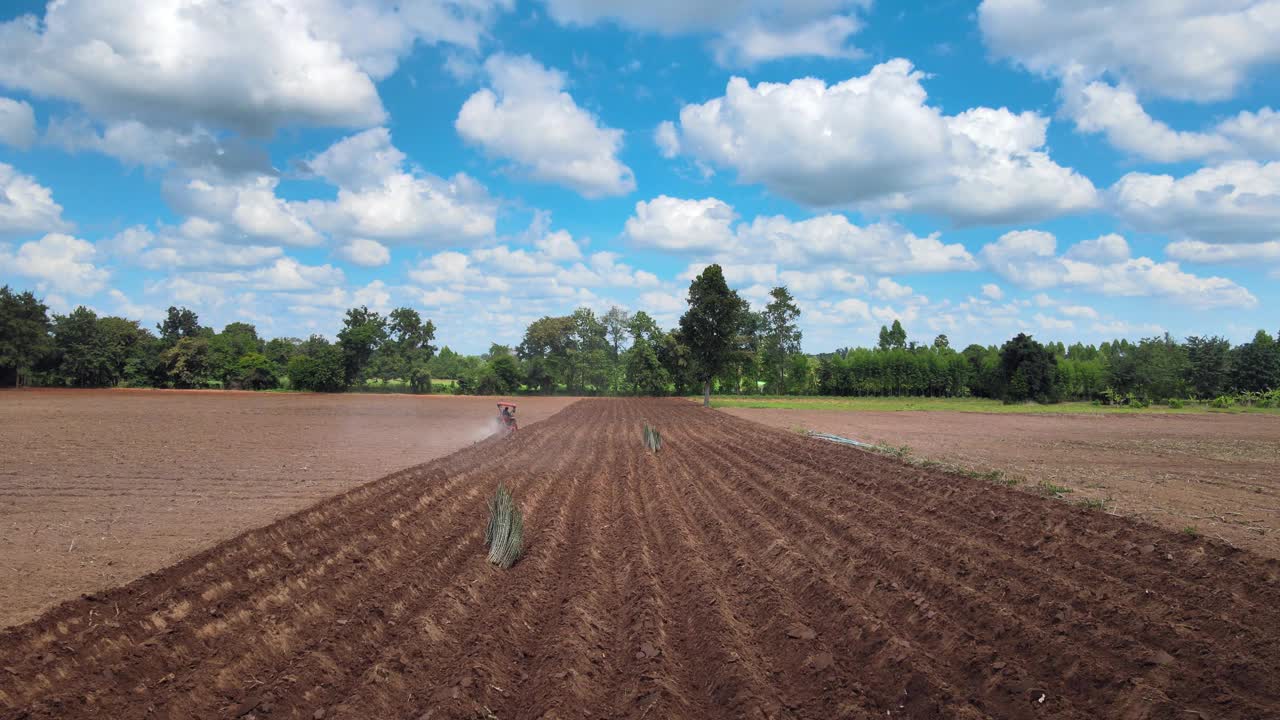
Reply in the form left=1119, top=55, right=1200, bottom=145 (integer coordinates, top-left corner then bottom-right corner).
left=0, top=389, right=575, bottom=627
left=726, top=407, right=1280, bottom=559
left=3, top=398, right=1279, bottom=719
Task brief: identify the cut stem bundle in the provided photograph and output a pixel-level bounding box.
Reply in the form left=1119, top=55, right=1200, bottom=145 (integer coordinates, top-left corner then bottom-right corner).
left=484, top=483, right=523, bottom=569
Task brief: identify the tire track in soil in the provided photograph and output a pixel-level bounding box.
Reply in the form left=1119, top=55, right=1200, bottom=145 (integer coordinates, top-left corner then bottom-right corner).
left=3, top=398, right=1280, bottom=720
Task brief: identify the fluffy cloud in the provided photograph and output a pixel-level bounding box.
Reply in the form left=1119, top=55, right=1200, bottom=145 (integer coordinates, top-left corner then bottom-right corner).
left=1111, top=161, right=1280, bottom=244
left=0, top=0, right=511, bottom=135
left=1, top=232, right=107, bottom=294
left=0, top=162, right=71, bottom=237
left=106, top=221, right=284, bottom=270
left=303, top=128, right=498, bottom=244
left=654, top=121, right=680, bottom=159
left=0, top=97, right=35, bottom=149
left=625, top=196, right=736, bottom=251
left=1166, top=239, right=1280, bottom=264
left=336, top=238, right=391, bottom=267
left=630, top=196, right=977, bottom=273
left=978, top=0, right=1280, bottom=101
left=1060, top=79, right=1280, bottom=162
left=666, top=60, right=1096, bottom=224
left=456, top=54, right=634, bottom=197
left=981, top=230, right=1257, bottom=308
left=712, top=14, right=864, bottom=66
left=541, top=0, right=870, bottom=66
left=981, top=283, right=1003, bottom=300
left=165, top=172, right=321, bottom=247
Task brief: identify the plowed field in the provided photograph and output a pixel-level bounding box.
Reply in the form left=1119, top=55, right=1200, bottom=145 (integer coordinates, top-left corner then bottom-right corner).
left=3, top=398, right=1279, bottom=719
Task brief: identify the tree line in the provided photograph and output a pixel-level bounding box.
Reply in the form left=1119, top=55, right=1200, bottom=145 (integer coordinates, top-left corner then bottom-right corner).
left=3, top=272, right=1278, bottom=405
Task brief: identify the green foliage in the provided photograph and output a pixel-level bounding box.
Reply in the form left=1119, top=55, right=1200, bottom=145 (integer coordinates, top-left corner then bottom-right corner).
left=287, top=336, right=347, bottom=392
left=878, top=319, right=907, bottom=351
left=157, top=306, right=202, bottom=345
left=679, top=264, right=747, bottom=405
left=161, top=336, right=213, bottom=389
left=625, top=338, right=671, bottom=395
left=50, top=308, right=150, bottom=388
left=484, top=483, right=523, bottom=569
left=999, top=333, right=1059, bottom=403
left=407, top=363, right=432, bottom=394
left=232, top=352, right=279, bottom=390
left=1167, top=398, right=1184, bottom=409
left=0, top=286, right=51, bottom=386
left=818, top=343, right=970, bottom=397
left=1231, top=330, right=1280, bottom=393
left=761, top=286, right=802, bottom=393
left=337, top=306, right=387, bottom=385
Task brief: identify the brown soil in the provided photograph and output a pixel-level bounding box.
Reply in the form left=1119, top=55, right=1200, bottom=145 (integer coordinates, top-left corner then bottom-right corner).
left=728, top=407, right=1280, bottom=560
left=0, top=389, right=575, bottom=628
left=3, top=398, right=1279, bottom=719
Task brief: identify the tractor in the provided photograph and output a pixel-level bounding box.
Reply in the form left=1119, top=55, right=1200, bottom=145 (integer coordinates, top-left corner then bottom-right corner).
left=497, top=402, right=518, bottom=435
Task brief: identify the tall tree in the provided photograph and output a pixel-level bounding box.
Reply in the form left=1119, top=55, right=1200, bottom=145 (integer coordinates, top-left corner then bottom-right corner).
left=679, top=264, right=746, bottom=406
left=337, top=306, right=387, bottom=385
left=602, top=306, right=632, bottom=393
left=0, top=286, right=51, bottom=386
left=878, top=319, right=907, bottom=351
left=998, top=333, right=1059, bottom=403
left=933, top=334, right=950, bottom=350
left=157, top=306, right=202, bottom=345
left=761, top=286, right=802, bottom=392
left=1232, top=330, right=1280, bottom=392
left=628, top=310, right=662, bottom=346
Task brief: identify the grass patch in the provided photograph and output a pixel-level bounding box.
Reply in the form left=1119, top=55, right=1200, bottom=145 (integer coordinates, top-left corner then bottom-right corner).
left=1076, top=497, right=1110, bottom=510
left=1036, top=481, right=1073, bottom=498
left=700, top=395, right=1280, bottom=415
left=1182, top=525, right=1201, bottom=538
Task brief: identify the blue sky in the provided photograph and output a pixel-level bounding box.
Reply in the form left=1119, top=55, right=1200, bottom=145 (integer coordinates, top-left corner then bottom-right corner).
left=0, top=1, right=1277, bottom=354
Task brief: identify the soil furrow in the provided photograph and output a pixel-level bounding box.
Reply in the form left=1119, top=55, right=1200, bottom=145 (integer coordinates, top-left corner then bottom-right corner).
left=3, top=398, right=1279, bottom=720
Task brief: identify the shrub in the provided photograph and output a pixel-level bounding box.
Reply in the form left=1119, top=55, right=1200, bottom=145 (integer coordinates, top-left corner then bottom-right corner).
left=1167, top=399, right=1184, bottom=409
left=1210, top=395, right=1235, bottom=409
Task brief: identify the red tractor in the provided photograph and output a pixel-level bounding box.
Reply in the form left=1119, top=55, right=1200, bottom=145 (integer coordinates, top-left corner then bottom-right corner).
left=497, top=402, right=518, bottom=435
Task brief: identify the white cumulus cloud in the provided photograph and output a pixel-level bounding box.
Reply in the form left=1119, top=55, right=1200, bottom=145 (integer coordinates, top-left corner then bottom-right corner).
left=456, top=54, right=634, bottom=197
left=0, top=97, right=35, bottom=149
left=666, top=60, right=1096, bottom=224
left=0, top=162, right=72, bottom=237
left=981, top=230, right=1257, bottom=308
left=1, top=232, right=107, bottom=294
left=1111, top=161, right=1280, bottom=244
left=979, top=0, right=1280, bottom=102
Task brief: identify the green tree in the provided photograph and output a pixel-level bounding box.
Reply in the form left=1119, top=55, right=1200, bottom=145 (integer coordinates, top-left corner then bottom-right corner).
left=761, top=286, right=802, bottom=392
left=161, top=336, right=213, bottom=388
left=1184, top=336, right=1232, bottom=398
left=933, top=334, right=950, bottom=350
left=489, top=352, right=522, bottom=394
left=625, top=338, right=670, bottom=395
left=602, top=306, right=632, bottom=392
left=1232, top=330, right=1280, bottom=392
left=157, top=306, right=202, bottom=345
left=998, top=333, right=1059, bottom=403
left=49, top=307, right=117, bottom=387
left=337, top=306, right=387, bottom=385
left=232, top=352, right=279, bottom=390
left=0, top=286, right=51, bottom=386
left=679, top=264, right=747, bottom=406
left=877, top=319, right=907, bottom=351
left=209, top=322, right=262, bottom=384
left=287, top=336, right=347, bottom=392
left=628, top=310, right=662, bottom=346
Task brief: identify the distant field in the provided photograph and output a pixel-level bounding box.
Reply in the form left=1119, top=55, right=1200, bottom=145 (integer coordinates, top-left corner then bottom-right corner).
left=0, top=388, right=575, bottom=627
left=700, top=395, right=1280, bottom=414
